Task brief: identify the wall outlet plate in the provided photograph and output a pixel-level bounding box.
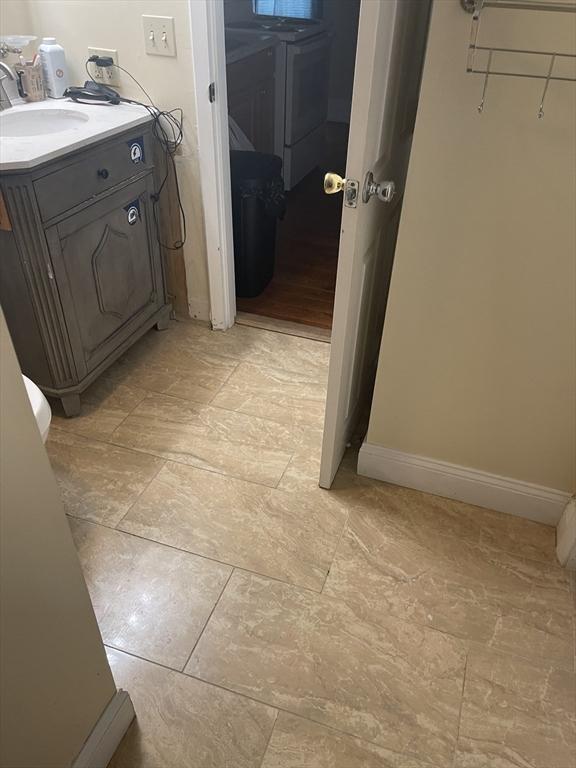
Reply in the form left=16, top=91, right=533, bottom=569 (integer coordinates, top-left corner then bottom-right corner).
left=87, top=47, right=120, bottom=87
left=142, top=15, right=176, bottom=57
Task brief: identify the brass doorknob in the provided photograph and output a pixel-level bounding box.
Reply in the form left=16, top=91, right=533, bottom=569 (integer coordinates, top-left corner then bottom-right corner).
left=324, top=172, right=345, bottom=195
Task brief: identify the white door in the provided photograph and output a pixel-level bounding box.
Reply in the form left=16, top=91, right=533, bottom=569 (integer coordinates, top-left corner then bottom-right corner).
left=319, top=0, right=431, bottom=488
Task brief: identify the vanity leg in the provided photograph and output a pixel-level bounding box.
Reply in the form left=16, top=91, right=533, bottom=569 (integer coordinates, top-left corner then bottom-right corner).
left=61, top=393, right=81, bottom=418
left=155, top=308, right=171, bottom=331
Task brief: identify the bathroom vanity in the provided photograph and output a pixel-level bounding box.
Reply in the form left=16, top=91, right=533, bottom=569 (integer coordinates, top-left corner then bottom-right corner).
left=0, top=101, right=170, bottom=416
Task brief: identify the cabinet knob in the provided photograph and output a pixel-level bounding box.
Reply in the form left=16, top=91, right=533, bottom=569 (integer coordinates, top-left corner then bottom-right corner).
left=97, top=168, right=109, bottom=179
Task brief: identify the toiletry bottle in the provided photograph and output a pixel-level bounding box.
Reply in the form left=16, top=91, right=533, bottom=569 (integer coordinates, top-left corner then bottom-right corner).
left=38, top=37, right=68, bottom=98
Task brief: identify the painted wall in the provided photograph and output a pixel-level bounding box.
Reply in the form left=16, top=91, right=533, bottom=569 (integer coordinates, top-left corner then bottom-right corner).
left=1, top=0, right=210, bottom=320
left=367, top=1, right=576, bottom=493
left=0, top=312, right=117, bottom=768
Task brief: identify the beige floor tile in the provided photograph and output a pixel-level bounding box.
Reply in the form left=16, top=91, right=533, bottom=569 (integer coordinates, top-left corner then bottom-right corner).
left=70, top=520, right=231, bottom=669
left=324, top=507, right=574, bottom=669
left=261, top=712, right=439, bottom=768
left=211, top=362, right=327, bottom=428
left=454, top=647, right=576, bottom=768
left=51, top=377, right=147, bottom=441
left=47, top=428, right=164, bottom=526
left=107, top=648, right=277, bottom=768
left=110, top=393, right=299, bottom=487
left=168, top=320, right=331, bottom=378
left=186, top=571, right=467, bottom=765
left=118, top=461, right=347, bottom=591
left=107, top=332, right=239, bottom=404
left=339, top=480, right=556, bottom=563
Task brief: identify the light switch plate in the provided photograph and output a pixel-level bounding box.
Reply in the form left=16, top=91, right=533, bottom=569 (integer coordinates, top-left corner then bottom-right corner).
left=87, top=47, right=120, bottom=86
left=143, top=15, right=176, bottom=57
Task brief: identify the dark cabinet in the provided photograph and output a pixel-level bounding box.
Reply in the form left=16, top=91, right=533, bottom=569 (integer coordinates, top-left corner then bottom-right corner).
left=227, top=46, right=276, bottom=154
left=0, top=123, right=170, bottom=416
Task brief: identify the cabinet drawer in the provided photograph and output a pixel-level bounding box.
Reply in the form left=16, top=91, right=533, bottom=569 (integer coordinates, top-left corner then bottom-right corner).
left=34, top=131, right=153, bottom=221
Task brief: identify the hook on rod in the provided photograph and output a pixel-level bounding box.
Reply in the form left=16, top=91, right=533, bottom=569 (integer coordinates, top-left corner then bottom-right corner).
left=478, top=50, right=493, bottom=113
left=538, top=54, right=556, bottom=118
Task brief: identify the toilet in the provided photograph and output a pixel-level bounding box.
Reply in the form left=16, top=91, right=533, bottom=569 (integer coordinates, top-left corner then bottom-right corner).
left=22, top=375, right=52, bottom=444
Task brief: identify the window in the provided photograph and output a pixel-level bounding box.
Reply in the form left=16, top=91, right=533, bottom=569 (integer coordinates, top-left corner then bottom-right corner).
left=252, top=0, right=323, bottom=20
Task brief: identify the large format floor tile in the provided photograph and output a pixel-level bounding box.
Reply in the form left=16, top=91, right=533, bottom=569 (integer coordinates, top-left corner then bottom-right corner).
left=110, top=393, right=298, bottom=487
left=118, top=461, right=347, bottom=591
left=324, top=506, right=574, bottom=669
left=107, top=332, right=239, bottom=404
left=167, top=321, right=331, bottom=378
left=71, top=521, right=231, bottom=669
left=211, top=362, right=327, bottom=428
left=454, top=647, right=576, bottom=768
left=51, top=376, right=147, bottom=441
left=186, top=571, right=467, bottom=765
left=107, top=648, right=277, bottom=768
left=47, top=428, right=164, bottom=526
left=261, top=713, right=438, bottom=768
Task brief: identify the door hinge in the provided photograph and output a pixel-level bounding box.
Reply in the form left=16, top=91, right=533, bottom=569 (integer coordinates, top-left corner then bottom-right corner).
left=208, top=82, right=216, bottom=103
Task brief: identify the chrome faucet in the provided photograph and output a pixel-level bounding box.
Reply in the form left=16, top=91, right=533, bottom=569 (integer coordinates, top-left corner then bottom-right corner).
left=0, top=62, right=16, bottom=111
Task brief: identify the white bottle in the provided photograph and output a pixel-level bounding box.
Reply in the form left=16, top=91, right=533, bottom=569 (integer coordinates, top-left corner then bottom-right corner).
left=38, top=37, right=69, bottom=98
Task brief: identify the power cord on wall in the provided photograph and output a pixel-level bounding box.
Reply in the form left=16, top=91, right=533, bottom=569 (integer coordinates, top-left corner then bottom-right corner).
left=77, top=56, right=187, bottom=251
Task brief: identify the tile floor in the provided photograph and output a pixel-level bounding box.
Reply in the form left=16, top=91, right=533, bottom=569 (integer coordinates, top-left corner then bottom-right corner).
left=47, top=321, right=576, bottom=768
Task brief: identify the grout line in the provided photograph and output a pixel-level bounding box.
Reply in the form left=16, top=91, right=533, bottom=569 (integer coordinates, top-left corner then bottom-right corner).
left=180, top=568, right=235, bottom=673
left=68, top=514, right=325, bottom=596
left=451, top=650, right=470, bottom=768
left=319, top=507, right=351, bottom=594
left=257, top=708, right=279, bottom=768
left=113, top=459, right=167, bottom=529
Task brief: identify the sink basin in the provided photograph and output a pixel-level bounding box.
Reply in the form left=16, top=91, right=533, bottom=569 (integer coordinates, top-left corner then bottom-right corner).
left=0, top=108, right=90, bottom=137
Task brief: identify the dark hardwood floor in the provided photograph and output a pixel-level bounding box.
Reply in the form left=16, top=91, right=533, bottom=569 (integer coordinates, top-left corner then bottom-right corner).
left=236, top=123, right=348, bottom=330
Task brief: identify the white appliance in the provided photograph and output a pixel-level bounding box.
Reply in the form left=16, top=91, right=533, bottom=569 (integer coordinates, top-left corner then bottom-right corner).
left=227, top=18, right=331, bottom=189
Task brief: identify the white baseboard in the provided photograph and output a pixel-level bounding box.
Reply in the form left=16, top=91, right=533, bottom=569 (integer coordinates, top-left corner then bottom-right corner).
left=357, top=442, right=571, bottom=526
left=556, top=497, right=576, bottom=569
left=72, top=690, right=135, bottom=768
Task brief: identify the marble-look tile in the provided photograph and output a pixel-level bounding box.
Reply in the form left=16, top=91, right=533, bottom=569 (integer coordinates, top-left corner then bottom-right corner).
left=454, top=647, right=576, bottom=768
left=340, top=480, right=556, bottom=564
left=211, top=362, right=327, bottom=428
left=47, top=428, right=164, bottom=526
left=110, top=393, right=298, bottom=487
left=70, top=520, right=231, bottom=669
left=324, top=507, right=574, bottom=669
left=108, top=333, right=238, bottom=404
left=119, top=461, right=347, bottom=591
left=167, top=320, right=331, bottom=378
left=51, top=376, right=147, bottom=440
left=261, top=713, right=438, bottom=768
left=107, top=648, right=277, bottom=768
left=186, top=571, right=467, bottom=765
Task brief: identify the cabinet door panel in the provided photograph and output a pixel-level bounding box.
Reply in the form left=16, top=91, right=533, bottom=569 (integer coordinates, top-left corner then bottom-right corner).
left=47, top=176, right=163, bottom=374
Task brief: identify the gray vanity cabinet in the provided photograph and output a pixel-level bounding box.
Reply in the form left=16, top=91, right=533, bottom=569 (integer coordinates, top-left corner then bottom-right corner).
left=0, top=121, right=171, bottom=416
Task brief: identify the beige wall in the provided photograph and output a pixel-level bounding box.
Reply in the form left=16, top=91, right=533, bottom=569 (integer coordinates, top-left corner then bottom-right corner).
left=367, top=1, right=576, bottom=493
left=0, top=0, right=210, bottom=320
left=0, top=312, right=117, bottom=768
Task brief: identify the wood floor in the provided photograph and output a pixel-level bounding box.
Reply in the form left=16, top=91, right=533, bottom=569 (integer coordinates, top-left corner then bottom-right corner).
left=237, top=124, right=348, bottom=330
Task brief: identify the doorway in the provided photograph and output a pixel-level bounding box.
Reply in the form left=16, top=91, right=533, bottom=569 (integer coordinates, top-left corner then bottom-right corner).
left=222, top=0, right=361, bottom=335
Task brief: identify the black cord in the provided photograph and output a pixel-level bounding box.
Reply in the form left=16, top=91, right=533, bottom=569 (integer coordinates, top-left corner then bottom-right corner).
left=85, top=58, right=186, bottom=250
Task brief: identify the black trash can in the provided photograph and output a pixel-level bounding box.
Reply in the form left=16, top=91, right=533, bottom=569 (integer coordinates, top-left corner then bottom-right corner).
left=230, top=151, right=285, bottom=298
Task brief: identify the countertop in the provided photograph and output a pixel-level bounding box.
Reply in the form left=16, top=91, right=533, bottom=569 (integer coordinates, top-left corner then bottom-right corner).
left=0, top=99, right=152, bottom=172
left=225, top=32, right=278, bottom=65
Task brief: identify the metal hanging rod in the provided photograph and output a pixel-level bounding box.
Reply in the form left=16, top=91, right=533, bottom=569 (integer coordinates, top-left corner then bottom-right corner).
left=468, top=47, right=576, bottom=82
left=462, top=0, right=576, bottom=13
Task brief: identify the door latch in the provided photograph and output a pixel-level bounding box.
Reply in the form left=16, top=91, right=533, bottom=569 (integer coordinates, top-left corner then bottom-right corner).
left=208, top=82, right=216, bottom=103
left=323, top=172, right=358, bottom=208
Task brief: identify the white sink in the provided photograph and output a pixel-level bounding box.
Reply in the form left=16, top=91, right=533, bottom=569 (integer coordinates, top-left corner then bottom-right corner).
left=0, top=100, right=151, bottom=171
left=0, top=108, right=90, bottom=137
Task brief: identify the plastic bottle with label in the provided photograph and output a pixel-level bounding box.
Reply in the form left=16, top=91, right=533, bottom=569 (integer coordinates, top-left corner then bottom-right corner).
left=38, top=37, right=69, bottom=98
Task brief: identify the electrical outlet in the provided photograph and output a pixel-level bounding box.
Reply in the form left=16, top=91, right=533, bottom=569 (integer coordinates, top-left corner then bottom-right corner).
left=142, top=15, right=176, bottom=57
left=87, top=47, right=120, bottom=86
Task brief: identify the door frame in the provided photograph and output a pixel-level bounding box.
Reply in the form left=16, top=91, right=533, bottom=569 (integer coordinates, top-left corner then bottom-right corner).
left=188, top=0, right=236, bottom=330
